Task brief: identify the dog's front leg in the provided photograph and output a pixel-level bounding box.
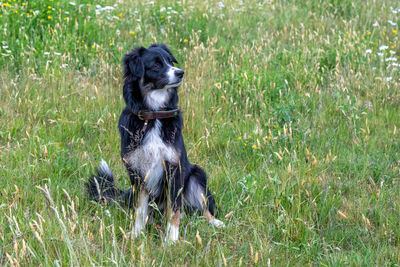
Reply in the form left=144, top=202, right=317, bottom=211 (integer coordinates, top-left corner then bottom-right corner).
left=165, top=205, right=181, bottom=244
left=165, top=165, right=182, bottom=244
left=134, top=185, right=149, bottom=238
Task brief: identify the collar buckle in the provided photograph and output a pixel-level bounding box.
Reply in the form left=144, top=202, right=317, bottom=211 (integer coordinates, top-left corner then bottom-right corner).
left=137, top=110, right=145, bottom=120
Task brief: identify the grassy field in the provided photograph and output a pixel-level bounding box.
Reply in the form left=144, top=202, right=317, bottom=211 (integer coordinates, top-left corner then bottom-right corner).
left=1, top=0, right=400, bottom=265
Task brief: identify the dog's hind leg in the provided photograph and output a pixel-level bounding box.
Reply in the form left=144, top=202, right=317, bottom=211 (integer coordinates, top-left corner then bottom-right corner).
left=133, top=185, right=149, bottom=238
left=184, top=165, right=225, bottom=228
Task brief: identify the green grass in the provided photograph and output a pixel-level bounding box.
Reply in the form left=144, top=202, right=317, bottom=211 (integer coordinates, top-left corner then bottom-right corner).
left=1, top=0, right=400, bottom=265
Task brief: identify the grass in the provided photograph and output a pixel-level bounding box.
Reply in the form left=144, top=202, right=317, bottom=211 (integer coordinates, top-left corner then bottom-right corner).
left=1, top=0, right=400, bottom=265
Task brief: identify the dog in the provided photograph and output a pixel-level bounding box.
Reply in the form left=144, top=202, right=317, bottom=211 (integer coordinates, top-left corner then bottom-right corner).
left=86, top=44, right=224, bottom=243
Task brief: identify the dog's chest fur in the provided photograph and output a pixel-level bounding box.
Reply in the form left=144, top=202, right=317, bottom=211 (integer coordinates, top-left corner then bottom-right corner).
left=128, top=120, right=179, bottom=197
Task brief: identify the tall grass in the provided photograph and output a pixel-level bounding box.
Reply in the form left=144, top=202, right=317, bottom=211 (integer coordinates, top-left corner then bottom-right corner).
left=1, top=0, right=400, bottom=265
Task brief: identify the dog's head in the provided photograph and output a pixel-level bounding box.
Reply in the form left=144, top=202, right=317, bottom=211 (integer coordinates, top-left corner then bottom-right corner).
left=123, top=44, right=184, bottom=90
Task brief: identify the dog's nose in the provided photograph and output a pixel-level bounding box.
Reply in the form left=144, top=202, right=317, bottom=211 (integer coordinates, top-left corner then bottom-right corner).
left=175, top=69, right=184, bottom=78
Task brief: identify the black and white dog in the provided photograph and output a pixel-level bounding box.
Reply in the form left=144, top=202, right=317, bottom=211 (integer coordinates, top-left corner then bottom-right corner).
left=87, top=44, right=224, bottom=243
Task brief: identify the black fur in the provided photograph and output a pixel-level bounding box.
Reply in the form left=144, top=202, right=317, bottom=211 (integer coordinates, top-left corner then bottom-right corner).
left=87, top=44, right=217, bottom=219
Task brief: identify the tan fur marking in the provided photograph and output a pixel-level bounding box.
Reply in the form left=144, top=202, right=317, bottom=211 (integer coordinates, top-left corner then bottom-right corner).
left=204, top=209, right=214, bottom=222
left=171, top=210, right=181, bottom=227
left=137, top=185, right=148, bottom=206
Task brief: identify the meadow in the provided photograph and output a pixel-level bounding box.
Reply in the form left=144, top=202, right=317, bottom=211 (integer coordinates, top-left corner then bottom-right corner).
left=1, top=0, right=400, bottom=265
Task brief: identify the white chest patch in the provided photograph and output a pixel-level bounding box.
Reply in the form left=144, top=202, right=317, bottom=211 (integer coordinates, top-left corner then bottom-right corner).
left=145, top=89, right=170, bottom=110
left=128, top=120, right=179, bottom=197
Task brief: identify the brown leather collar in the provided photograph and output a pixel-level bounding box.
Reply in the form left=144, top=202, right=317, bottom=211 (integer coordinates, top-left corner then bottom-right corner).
left=134, top=108, right=180, bottom=120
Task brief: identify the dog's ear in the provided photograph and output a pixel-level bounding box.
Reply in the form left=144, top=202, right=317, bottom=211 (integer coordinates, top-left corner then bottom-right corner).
left=123, top=47, right=146, bottom=79
left=149, top=43, right=178, bottom=64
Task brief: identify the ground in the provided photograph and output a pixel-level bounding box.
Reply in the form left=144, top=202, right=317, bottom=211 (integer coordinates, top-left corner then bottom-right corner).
left=1, top=0, right=400, bottom=265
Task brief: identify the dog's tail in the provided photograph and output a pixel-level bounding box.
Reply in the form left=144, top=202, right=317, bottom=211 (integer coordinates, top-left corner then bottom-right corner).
left=86, top=159, right=134, bottom=207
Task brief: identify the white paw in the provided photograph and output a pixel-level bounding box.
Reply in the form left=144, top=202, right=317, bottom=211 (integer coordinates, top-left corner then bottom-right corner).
left=133, top=226, right=143, bottom=238
left=133, top=217, right=146, bottom=238
left=165, top=222, right=179, bottom=244
left=209, top=218, right=225, bottom=228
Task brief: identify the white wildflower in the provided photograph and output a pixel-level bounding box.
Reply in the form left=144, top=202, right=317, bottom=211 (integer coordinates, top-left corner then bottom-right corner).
left=160, top=7, right=166, bottom=12
left=385, top=57, right=397, bottom=61
left=44, top=52, right=50, bottom=55
left=388, top=20, right=397, bottom=26
left=373, top=22, right=379, bottom=27
left=390, top=50, right=396, bottom=55
left=218, top=1, right=225, bottom=8
left=69, top=1, right=76, bottom=6
left=365, top=49, right=372, bottom=54
left=385, top=77, right=393, bottom=82
left=95, top=5, right=115, bottom=15
left=116, top=29, right=120, bottom=36
left=379, top=45, right=389, bottom=51
left=377, top=52, right=384, bottom=56
left=54, top=52, right=61, bottom=56
left=105, top=209, right=111, bottom=217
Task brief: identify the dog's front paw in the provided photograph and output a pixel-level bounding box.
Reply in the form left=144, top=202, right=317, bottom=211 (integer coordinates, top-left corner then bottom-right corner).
left=133, top=217, right=147, bottom=238
left=209, top=218, right=225, bottom=228
left=133, top=225, right=144, bottom=238
left=165, top=222, right=179, bottom=244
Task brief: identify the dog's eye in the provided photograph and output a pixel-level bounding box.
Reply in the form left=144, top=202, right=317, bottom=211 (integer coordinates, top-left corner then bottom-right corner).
left=152, top=63, right=161, bottom=71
